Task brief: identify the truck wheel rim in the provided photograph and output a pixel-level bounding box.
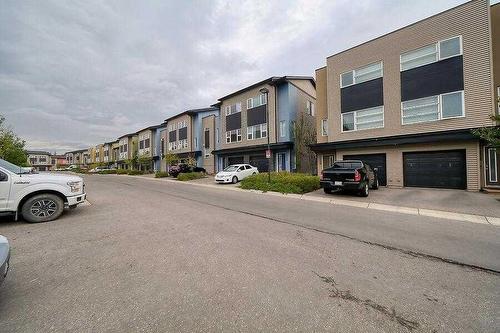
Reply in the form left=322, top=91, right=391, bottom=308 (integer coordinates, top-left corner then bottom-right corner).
left=31, top=199, right=57, bottom=217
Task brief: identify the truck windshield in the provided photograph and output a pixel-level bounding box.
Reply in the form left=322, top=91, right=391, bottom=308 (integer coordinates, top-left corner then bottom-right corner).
left=333, top=161, right=362, bottom=169
left=0, top=158, right=24, bottom=174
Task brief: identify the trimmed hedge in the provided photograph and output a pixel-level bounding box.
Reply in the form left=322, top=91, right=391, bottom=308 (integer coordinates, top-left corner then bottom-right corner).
left=116, top=169, right=128, bottom=174
left=177, top=172, right=204, bottom=181
left=72, top=168, right=88, bottom=174
left=240, top=172, right=320, bottom=194
left=97, top=169, right=117, bottom=174
left=155, top=171, right=169, bottom=178
left=127, top=170, right=144, bottom=175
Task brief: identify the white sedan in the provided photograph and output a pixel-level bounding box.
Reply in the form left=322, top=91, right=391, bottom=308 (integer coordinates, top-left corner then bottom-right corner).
left=215, top=164, right=259, bottom=184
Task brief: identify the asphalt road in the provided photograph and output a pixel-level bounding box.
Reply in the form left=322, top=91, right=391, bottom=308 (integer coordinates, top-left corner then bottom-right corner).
left=0, top=174, right=498, bottom=332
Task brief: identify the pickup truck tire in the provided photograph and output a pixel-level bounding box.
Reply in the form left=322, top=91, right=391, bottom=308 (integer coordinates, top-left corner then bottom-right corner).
left=359, top=183, right=369, bottom=197
left=323, top=188, right=332, bottom=194
left=21, top=194, right=64, bottom=223
left=372, top=178, right=379, bottom=190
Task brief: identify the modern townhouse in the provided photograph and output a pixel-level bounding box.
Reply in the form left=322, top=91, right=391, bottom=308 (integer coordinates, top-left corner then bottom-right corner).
left=212, top=76, right=316, bottom=173
left=162, top=107, right=219, bottom=173
left=117, top=133, right=137, bottom=170
left=50, top=154, right=68, bottom=169
left=311, top=0, right=498, bottom=191
left=65, top=149, right=87, bottom=167
left=136, top=124, right=164, bottom=172
left=94, top=144, right=104, bottom=164
left=102, top=142, right=114, bottom=166
left=26, top=151, right=52, bottom=171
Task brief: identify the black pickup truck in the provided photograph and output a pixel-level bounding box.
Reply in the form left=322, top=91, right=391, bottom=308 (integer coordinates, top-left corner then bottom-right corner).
left=320, top=160, right=379, bottom=197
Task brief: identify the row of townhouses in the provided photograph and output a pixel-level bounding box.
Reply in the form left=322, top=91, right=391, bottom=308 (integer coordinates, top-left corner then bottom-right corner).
left=26, top=151, right=69, bottom=171
left=63, top=1, right=498, bottom=191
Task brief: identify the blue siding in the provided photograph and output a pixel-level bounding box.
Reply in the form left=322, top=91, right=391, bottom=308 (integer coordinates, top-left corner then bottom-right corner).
left=277, top=83, right=299, bottom=143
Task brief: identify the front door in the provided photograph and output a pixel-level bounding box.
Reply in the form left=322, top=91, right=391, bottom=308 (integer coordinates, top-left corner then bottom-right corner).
left=276, top=153, right=286, bottom=171
left=485, top=147, right=500, bottom=187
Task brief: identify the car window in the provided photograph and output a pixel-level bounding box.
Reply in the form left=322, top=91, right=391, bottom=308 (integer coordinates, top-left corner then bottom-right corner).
left=332, top=161, right=363, bottom=169
left=0, top=171, right=7, bottom=182
left=223, top=166, right=238, bottom=172
left=238, top=167, right=244, bottom=171
left=245, top=165, right=252, bottom=170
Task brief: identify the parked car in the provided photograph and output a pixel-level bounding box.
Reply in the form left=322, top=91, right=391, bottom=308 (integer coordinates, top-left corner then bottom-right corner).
left=65, top=165, right=78, bottom=170
left=0, top=235, right=10, bottom=286
left=320, top=160, right=379, bottom=197
left=215, top=164, right=259, bottom=184
left=88, top=166, right=112, bottom=173
left=168, top=164, right=206, bottom=178
left=0, top=158, right=87, bottom=223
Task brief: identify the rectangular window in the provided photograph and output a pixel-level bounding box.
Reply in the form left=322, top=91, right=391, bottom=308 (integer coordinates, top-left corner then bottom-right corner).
left=226, top=129, right=242, bottom=143
left=340, top=61, right=383, bottom=88
left=194, top=137, right=197, bottom=148
left=145, top=138, right=150, bottom=149
left=247, top=123, right=267, bottom=140
left=488, top=148, right=498, bottom=183
left=247, top=94, right=267, bottom=109
left=321, top=119, right=328, bottom=136
left=400, top=36, right=462, bottom=71
left=341, top=106, right=384, bottom=132
left=225, top=103, right=242, bottom=115
left=279, top=121, right=286, bottom=137
left=306, top=101, right=315, bottom=116
left=123, top=144, right=128, bottom=152
left=401, top=91, right=464, bottom=125
left=216, top=128, right=220, bottom=144
left=139, top=140, right=144, bottom=149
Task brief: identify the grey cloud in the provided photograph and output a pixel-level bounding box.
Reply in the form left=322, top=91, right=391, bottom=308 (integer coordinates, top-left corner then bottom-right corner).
left=0, top=0, right=467, bottom=153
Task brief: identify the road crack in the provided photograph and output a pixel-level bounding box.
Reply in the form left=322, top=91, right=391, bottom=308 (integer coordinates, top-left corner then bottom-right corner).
left=313, top=271, right=420, bottom=331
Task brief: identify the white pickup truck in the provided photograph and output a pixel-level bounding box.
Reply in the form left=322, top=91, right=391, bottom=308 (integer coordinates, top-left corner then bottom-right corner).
left=0, top=158, right=86, bottom=223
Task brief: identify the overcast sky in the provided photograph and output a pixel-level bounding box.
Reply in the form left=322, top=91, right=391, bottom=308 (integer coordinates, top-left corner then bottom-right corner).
left=0, top=0, right=477, bottom=152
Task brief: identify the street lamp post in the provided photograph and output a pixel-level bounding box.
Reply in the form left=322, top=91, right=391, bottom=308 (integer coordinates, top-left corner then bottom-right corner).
left=259, top=87, right=271, bottom=183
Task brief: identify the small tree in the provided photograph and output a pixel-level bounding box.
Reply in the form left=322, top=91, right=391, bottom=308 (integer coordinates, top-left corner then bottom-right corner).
left=292, top=111, right=317, bottom=174
left=471, top=114, right=500, bottom=147
left=0, top=115, right=28, bottom=166
left=186, top=155, right=197, bottom=167
left=164, top=153, right=179, bottom=171
left=138, top=155, right=153, bottom=172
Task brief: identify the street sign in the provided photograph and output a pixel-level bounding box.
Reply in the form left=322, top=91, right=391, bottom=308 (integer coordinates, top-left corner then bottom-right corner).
left=265, top=149, right=271, bottom=158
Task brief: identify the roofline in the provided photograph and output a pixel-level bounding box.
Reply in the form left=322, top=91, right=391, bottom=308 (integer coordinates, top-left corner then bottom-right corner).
left=326, top=0, right=475, bottom=60
left=217, top=76, right=315, bottom=102
left=26, top=150, right=51, bottom=155
left=163, top=106, right=219, bottom=123
left=135, top=124, right=164, bottom=134
left=118, top=133, right=137, bottom=139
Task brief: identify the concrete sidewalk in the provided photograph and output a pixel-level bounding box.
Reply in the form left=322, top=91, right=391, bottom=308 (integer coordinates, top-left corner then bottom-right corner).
left=129, top=174, right=500, bottom=227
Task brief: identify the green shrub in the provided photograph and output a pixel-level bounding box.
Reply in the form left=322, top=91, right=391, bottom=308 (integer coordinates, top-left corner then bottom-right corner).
left=240, top=172, right=320, bottom=194
left=127, top=170, right=144, bottom=175
left=116, top=169, right=128, bottom=174
left=155, top=171, right=169, bottom=178
left=97, top=169, right=117, bottom=174
left=72, top=168, right=88, bottom=174
left=177, top=172, right=204, bottom=181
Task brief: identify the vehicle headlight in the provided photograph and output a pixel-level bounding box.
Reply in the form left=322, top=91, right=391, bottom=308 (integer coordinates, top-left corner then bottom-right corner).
left=67, top=181, right=82, bottom=193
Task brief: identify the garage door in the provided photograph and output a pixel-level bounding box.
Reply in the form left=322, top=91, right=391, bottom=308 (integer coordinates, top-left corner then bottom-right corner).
left=403, top=150, right=466, bottom=189
left=249, top=155, right=269, bottom=172
left=227, top=156, right=244, bottom=167
left=344, top=153, right=387, bottom=186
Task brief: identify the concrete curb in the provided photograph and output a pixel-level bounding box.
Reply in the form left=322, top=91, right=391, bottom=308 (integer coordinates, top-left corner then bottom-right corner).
left=108, top=174, right=499, bottom=227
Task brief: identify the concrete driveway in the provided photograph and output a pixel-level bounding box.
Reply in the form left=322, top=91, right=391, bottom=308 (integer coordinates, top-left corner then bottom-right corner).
left=305, top=187, right=500, bottom=217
